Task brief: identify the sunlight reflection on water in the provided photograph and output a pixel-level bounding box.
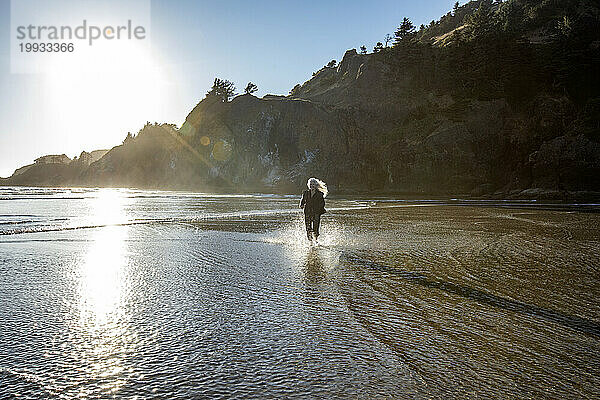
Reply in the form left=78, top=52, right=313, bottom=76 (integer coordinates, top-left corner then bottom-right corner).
left=73, top=190, right=134, bottom=396
left=81, top=188, right=132, bottom=227
left=79, top=226, right=127, bottom=323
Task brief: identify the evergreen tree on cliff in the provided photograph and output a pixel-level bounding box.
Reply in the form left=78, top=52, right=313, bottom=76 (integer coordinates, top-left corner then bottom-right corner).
left=244, top=82, right=258, bottom=95
left=465, top=0, right=495, bottom=40
left=394, top=17, right=415, bottom=44
left=206, top=78, right=236, bottom=102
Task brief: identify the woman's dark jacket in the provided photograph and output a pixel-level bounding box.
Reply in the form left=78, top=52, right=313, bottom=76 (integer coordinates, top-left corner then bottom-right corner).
left=300, top=190, right=326, bottom=216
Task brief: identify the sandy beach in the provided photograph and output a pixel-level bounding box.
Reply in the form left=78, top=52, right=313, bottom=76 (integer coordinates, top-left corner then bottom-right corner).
left=1, top=188, right=599, bottom=398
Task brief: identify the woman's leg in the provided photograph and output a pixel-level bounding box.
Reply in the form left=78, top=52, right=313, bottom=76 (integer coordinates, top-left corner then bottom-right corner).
left=304, top=214, right=313, bottom=240
left=313, top=215, right=321, bottom=238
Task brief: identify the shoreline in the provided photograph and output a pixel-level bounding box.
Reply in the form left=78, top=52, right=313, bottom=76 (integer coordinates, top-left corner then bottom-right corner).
left=2, top=183, right=600, bottom=203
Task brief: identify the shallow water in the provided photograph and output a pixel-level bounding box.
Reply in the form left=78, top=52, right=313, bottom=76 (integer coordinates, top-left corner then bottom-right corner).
left=1, top=187, right=599, bottom=399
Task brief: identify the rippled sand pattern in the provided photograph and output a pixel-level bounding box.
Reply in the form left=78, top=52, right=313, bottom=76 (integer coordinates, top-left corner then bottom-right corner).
left=0, top=188, right=599, bottom=398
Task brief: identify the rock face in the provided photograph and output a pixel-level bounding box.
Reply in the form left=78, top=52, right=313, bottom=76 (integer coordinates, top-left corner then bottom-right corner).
left=179, top=94, right=349, bottom=191
left=171, top=49, right=600, bottom=195
left=75, top=150, right=108, bottom=166
left=530, top=134, right=600, bottom=191
left=34, top=154, right=71, bottom=165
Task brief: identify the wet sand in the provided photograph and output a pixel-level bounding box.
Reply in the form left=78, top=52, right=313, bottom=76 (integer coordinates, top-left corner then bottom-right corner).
left=0, top=189, right=599, bottom=398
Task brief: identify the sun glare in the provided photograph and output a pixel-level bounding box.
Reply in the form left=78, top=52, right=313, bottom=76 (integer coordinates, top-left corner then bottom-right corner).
left=74, top=189, right=134, bottom=394
left=80, top=225, right=128, bottom=324
left=79, top=189, right=131, bottom=323
left=41, top=38, right=179, bottom=154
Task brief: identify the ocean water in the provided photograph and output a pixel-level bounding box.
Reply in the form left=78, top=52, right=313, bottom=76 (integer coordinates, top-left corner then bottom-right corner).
left=0, top=187, right=599, bottom=399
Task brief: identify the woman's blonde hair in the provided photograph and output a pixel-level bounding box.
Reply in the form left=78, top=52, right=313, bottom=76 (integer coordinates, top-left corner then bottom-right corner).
left=307, top=177, right=328, bottom=197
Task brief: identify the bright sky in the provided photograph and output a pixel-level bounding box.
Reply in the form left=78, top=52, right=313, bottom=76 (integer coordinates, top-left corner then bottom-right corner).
left=0, top=0, right=458, bottom=177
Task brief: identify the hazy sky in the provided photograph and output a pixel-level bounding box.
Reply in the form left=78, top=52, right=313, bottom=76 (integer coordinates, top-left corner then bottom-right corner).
left=0, top=0, right=458, bottom=177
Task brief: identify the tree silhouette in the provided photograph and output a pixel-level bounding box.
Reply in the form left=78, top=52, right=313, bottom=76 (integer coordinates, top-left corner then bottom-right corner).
left=454, top=1, right=460, bottom=15
left=206, top=78, right=236, bottom=102
left=384, top=33, right=392, bottom=47
left=373, top=42, right=384, bottom=52
left=360, top=45, right=367, bottom=54
left=326, top=59, right=337, bottom=68
left=244, top=82, right=258, bottom=95
left=394, top=17, right=415, bottom=44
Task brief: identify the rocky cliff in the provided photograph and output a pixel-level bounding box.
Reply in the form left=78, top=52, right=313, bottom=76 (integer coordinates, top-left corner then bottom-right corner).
left=173, top=49, right=509, bottom=194
left=167, top=43, right=600, bottom=197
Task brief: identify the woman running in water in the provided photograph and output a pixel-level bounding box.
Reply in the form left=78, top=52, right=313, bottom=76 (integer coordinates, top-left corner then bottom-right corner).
left=299, top=177, right=327, bottom=242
